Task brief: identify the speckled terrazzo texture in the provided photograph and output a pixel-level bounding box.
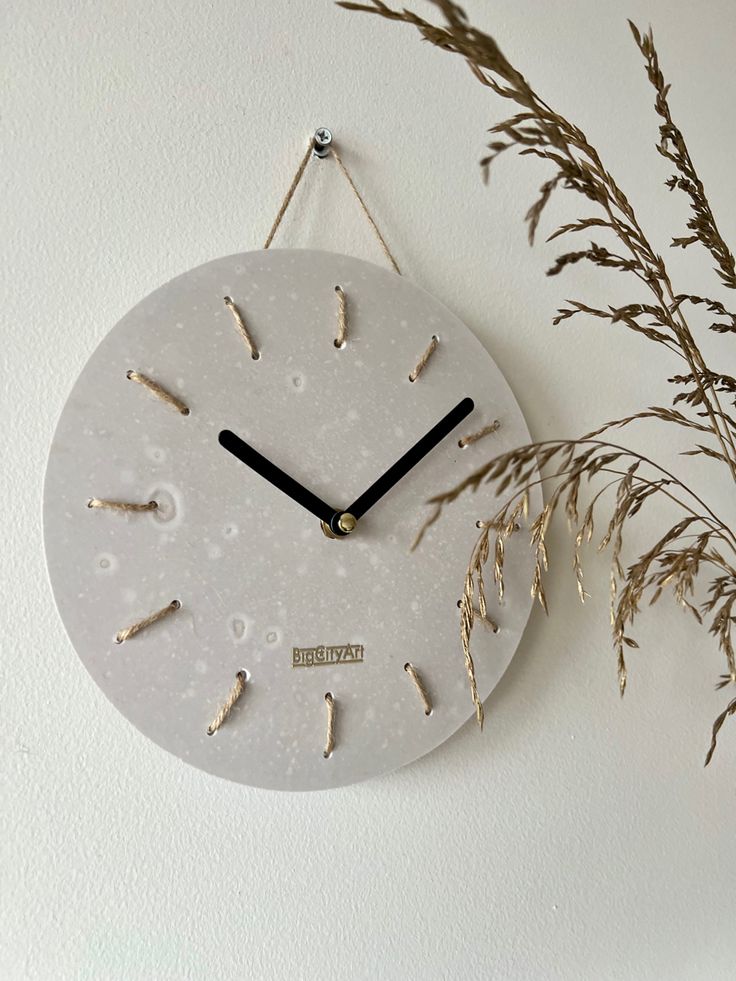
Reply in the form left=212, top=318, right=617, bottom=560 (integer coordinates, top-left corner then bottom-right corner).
left=44, top=249, right=540, bottom=790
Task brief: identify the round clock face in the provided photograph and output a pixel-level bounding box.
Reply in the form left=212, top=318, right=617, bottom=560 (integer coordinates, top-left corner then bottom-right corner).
left=44, top=249, right=539, bottom=791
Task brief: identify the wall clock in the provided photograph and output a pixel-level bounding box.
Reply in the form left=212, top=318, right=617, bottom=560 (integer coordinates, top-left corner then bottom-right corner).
left=43, top=249, right=539, bottom=790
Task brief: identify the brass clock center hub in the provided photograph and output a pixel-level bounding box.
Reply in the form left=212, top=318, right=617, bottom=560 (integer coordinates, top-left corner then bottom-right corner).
left=337, top=512, right=357, bottom=535
left=320, top=513, right=357, bottom=539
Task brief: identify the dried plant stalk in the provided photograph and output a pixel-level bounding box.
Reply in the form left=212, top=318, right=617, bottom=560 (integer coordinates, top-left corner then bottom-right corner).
left=340, top=0, right=736, bottom=764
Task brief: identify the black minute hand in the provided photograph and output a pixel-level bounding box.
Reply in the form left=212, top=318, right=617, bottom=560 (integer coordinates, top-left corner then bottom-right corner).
left=346, top=397, right=474, bottom=522
left=218, top=430, right=338, bottom=527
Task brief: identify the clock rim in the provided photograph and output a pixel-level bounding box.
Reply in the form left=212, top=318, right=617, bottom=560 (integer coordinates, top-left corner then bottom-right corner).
left=42, top=247, right=542, bottom=791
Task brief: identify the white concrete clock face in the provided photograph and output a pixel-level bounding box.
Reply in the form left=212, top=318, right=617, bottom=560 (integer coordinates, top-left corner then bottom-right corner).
left=44, top=250, right=539, bottom=791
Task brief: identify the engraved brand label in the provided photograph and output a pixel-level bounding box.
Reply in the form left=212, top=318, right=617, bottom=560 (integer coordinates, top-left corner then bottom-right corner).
left=292, top=644, right=365, bottom=668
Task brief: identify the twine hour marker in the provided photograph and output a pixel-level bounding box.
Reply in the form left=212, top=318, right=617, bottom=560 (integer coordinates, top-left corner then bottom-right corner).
left=334, top=285, right=348, bottom=348
left=126, top=370, right=190, bottom=415
left=88, top=498, right=158, bottom=512
left=458, top=419, right=501, bottom=448
left=323, top=692, right=336, bottom=758
left=457, top=599, right=499, bottom=634
left=409, top=335, right=439, bottom=382
left=207, top=671, right=247, bottom=735
left=224, top=295, right=260, bottom=361
left=115, top=599, right=181, bottom=644
left=478, top=611, right=500, bottom=634
left=404, top=662, right=433, bottom=716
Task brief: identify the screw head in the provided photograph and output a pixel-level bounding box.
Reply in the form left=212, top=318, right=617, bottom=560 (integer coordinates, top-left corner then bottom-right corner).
left=337, top=512, right=357, bottom=535
left=313, top=128, right=333, bottom=158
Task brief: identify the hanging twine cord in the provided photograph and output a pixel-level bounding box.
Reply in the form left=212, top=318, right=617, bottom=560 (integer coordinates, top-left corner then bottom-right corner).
left=334, top=285, right=348, bottom=347
left=459, top=419, right=501, bottom=448
left=115, top=599, right=181, bottom=644
left=409, top=335, right=439, bottom=382
left=207, top=671, right=247, bottom=735
left=126, top=370, right=190, bottom=415
left=224, top=296, right=260, bottom=360
left=88, top=498, right=158, bottom=512
left=329, top=146, right=401, bottom=275
left=263, top=143, right=313, bottom=249
left=263, top=138, right=401, bottom=275
left=323, top=692, right=336, bottom=758
left=404, top=662, right=432, bottom=716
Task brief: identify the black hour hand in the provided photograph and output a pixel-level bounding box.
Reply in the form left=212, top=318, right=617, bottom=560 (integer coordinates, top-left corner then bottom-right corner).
left=219, top=430, right=338, bottom=527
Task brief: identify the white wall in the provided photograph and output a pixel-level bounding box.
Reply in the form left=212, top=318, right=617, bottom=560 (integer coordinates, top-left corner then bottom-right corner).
left=3, top=1, right=735, bottom=978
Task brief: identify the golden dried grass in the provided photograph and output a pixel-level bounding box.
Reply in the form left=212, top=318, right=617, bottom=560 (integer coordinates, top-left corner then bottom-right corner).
left=340, top=0, right=736, bottom=763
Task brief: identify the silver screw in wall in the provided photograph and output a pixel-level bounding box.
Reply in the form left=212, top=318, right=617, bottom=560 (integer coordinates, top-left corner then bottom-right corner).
left=313, top=127, right=333, bottom=158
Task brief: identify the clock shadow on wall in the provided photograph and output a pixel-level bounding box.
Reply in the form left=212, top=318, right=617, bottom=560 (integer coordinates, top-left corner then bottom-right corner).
left=43, top=249, right=540, bottom=790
